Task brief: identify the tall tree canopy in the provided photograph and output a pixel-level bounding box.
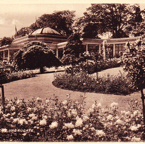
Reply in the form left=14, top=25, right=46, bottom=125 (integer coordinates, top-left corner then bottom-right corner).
left=29, top=10, right=75, bottom=37
left=61, top=32, right=84, bottom=65
left=1, top=37, right=13, bottom=46
left=76, top=4, right=145, bottom=38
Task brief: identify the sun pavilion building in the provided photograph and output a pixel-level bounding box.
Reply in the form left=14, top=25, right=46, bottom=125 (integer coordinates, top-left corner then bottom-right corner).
left=0, top=27, right=141, bottom=62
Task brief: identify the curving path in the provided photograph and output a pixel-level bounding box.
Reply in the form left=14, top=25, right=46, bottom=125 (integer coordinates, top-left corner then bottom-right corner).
left=3, top=67, right=142, bottom=111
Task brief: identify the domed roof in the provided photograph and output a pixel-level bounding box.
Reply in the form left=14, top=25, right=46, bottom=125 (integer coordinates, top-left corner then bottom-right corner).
left=31, top=27, right=60, bottom=35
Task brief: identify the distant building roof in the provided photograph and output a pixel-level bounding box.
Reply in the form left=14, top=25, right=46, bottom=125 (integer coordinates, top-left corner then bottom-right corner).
left=30, top=27, right=61, bottom=36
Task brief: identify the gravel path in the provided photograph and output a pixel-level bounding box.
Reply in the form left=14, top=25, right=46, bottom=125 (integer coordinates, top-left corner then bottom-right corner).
left=3, top=67, right=142, bottom=111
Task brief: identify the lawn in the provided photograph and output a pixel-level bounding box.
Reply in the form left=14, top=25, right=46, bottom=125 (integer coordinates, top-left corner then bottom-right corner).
left=3, top=66, right=143, bottom=112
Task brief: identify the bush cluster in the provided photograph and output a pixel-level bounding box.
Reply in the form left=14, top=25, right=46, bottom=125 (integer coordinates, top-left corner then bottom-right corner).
left=53, top=71, right=135, bottom=95
left=65, top=58, right=122, bottom=74
left=0, top=70, right=35, bottom=84
left=0, top=96, right=144, bottom=142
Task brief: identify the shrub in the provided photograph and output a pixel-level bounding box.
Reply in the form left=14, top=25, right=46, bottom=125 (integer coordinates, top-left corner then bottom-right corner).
left=65, top=58, right=122, bottom=74
left=0, top=70, right=36, bottom=84
left=53, top=71, right=135, bottom=95
left=0, top=96, right=144, bottom=142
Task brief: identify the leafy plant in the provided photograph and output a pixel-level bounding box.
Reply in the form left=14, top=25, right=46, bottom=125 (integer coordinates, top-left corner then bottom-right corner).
left=13, top=41, right=62, bottom=73
left=123, top=34, right=145, bottom=126
left=53, top=71, right=134, bottom=95
left=0, top=96, right=144, bottom=142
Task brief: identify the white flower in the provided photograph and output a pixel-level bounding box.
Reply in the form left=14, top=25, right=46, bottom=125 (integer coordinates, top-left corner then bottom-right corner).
left=27, top=107, right=32, bottom=113
left=83, top=115, right=89, bottom=122
left=22, top=133, right=27, bottom=136
left=36, top=97, right=42, bottom=102
left=40, top=119, right=47, bottom=126
left=7, top=103, right=11, bottom=108
left=75, top=118, right=83, bottom=127
left=18, top=119, right=26, bottom=125
left=131, top=136, right=141, bottom=142
left=13, top=118, right=19, bottom=124
left=66, top=111, right=71, bottom=117
left=110, top=102, right=118, bottom=109
left=12, top=112, right=16, bottom=116
left=92, top=104, right=96, bottom=109
left=121, top=110, right=126, bottom=115
left=45, top=99, right=49, bottom=104
left=90, top=127, right=95, bottom=131
left=62, top=100, right=67, bottom=105
left=10, top=106, right=15, bottom=111
left=87, top=108, right=94, bottom=115
left=107, top=115, right=113, bottom=121
left=116, top=119, right=124, bottom=125
left=125, top=111, right=131, bottom=117
left=73, top=129, right=82, bottom=135
left=95, top=130, right=105, bottom=137
left=1, top=128, right=8, bottom=133
left=28, top=119, right=33, bottom=125
left=130, top=124, right=141, bottom=131
left=133, top=110, right=140, bottom=117
left=71, top=109, right=77, bottom=116
left=66, top=135, right=74, bottom=141
left=97, top=103, right=102, bottom=108
left=16, top=99, right=22, bottom=104
left=29, top=113, right=35, bottom=118
left=43, top=115, right=48, bottom=120
left=64, top=122, right=74, bottom=129
left=49, top=121, right=58, bottom=129
left=31, top=116, right=38, bottom=121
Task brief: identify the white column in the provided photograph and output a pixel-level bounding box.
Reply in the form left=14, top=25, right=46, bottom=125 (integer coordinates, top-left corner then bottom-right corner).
left=99, top=44, right=101, bottom=53
left=3, top=51, right=5, bottom=60
left=7, top=49, right=10, bottom=62
left=56, top=48, right=58, bottom=58
left=86, top=44, right=88, bottom=52
left=113, top=44, right=116, bottom=57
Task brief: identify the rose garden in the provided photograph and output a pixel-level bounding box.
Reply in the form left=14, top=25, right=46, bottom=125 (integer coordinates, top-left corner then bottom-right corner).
left=1, top=3, right=145, bottom=142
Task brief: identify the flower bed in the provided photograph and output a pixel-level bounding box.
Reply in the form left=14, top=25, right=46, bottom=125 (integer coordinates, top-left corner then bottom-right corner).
left=53, top=71, right=135, bottom=95
left=0, top=70, right=36, bottom=84
left=0, top=96, right=144, bottom=142
left=65, top=58, right=122, bottom=74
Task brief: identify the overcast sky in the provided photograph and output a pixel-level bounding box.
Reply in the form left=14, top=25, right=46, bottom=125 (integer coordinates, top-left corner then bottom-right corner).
left=0, top=0, right=145, bottom=38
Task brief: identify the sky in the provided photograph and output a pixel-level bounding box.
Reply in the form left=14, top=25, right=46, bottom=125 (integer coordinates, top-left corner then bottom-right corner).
left=0, top=0, right=145, bottom=38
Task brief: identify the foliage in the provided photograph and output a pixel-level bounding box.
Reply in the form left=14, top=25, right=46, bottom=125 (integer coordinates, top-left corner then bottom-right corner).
left=0, top=70, right=35, bottom=84
left=53, top=71, right=134, bottom=95
left=75, top=4, right=145, bottom=38
left=123, top=34, right=145, bottom=90
left=0, top=37, right=13, bottom=47
left=0, top=96, right=144, bottom=142
left=61, top=33, right=84, bottom=65
left=65, top=58, right=122, bottom=74
left=29, top=10, right=75, bottom=37
left=126, top=5, right=145, bottom=36
left=13, top=41, right=62, bottom=73
left=14, top=27, right=31, bottom=38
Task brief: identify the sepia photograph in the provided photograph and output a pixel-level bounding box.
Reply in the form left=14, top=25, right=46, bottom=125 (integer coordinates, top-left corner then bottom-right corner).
left=1, top=0, right=145, bottom=142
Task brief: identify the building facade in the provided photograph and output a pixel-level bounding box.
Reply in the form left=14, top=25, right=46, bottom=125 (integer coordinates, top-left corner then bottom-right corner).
left=0, top=27, right=141, bottom=62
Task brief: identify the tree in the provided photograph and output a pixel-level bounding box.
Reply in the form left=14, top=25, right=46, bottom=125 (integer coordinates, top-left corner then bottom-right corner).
left=1, top=37, right=13, bottom=46
left=13, top=41, right=62, bottom=73
left=61, top=32, right=84, bottom=65
left=14, top=27, right=31, bottom=38
left=29, top=10, right=75, bottom=37
left=125, top=4, right=145, bottom=36
left=76, top=4, right=145, bottom=38
left=123, top=34, right=145, bottom=132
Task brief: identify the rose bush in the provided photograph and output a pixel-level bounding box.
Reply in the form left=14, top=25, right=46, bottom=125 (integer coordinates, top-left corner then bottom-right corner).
left=53, top=71, right=135, bottom=95
left=0, top=95, right=144, bottom=142
left=65, top=58, right=122, bottom=75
